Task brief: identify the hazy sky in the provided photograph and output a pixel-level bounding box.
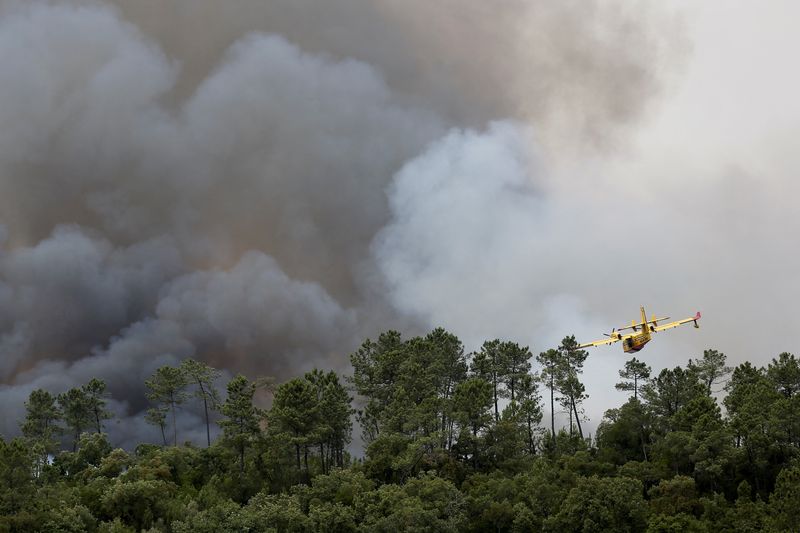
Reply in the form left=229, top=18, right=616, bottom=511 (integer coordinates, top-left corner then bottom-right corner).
left=564, top=0, right=800, bottom=424
left=0, top=1, right=797, bottom=444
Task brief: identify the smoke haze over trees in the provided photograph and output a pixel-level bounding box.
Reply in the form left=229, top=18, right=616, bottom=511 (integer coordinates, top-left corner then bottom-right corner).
left=1, top=0, right=799, bottom=452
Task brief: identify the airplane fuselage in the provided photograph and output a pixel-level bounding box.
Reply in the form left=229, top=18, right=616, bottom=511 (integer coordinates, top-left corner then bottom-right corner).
left=622, top=332, right=651, bottom=353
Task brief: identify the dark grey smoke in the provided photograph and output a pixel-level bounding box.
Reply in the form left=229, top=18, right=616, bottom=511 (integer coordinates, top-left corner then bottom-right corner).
left=0, top=0, right=672, bottom=446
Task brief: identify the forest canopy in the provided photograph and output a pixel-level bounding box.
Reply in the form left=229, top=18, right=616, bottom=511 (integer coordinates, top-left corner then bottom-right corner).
left=2, top=328, right=799, bottom=532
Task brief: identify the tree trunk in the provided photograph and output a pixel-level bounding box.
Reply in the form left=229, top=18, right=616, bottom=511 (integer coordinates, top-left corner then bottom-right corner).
left=572, top=396, right=584, bottom=440
left=200, top=383, right=211, bottom=447
left=171, top=400, right=178, bottom=446
left=160, top=424, right=167, bottom=446
left=549, top=375, right=556, bottom=441
left=320, top=443, right=326, bottom=475
left=472, top=426, right=479, bottom=469
left=639, top=426, right=648, bottom=462
left=240, top=444, right=245, bottom=474
left=448, top=420, right=455, bottom=451
left=527, top=416, right=534, bottom=455
left=441, top=379, right=451, bottom=449
left=493, top=372, right=499, bottom=422
left=568, top=402, right=573, bottom=436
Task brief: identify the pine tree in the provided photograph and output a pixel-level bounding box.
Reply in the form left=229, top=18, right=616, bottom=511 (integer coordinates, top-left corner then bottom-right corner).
left=502, top=342, right=532, bottom=404
left=766, top=352, right=800, bottom=398
left=21, top=389, right=62, bottom=454
left=271, top=378, right=319, bottom=475
left=688, top=349, right=732, bottom=394
left=82, top=378, right=113, bottom=433
left=144, top=407, right=169, bottom=446
left=349, top=331, right=405, bottom=443
left=616, top=358, right=651, bottom=400
left=536, top=348, right=560, bottom=441
left=180, top=359, right=221, bottom=447
left=306, top=370, right=354, bottom=473
left=516, top=373, right=544, bottom=454
left=556, top=336, right=588, bottom=440
left=425, top=328, right=467, bottom=451
left=471, top=340, right=509, bottom=423
left=57, top=387, right=93, bottom=451
left=219, top=375, right=263, bottom=473
left=641, top=366, right=705, bottom=422
left=145, top=366, right=189, bottom=446
left=452, top=377, right=493, bottom=468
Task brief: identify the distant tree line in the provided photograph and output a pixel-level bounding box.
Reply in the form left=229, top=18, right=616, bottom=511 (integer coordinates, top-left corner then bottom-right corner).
left=2, top=328, right=799, bottom=531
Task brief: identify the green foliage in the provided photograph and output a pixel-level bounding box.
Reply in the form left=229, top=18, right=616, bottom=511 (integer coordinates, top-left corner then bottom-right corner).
left=145, top=365, right=190, bottom=446
left=769, top=465, right=800, bottom=531
left=4, top=341, right=800, bottom=532
left=0, top=438, right=36, bottom=517
left=543, top=475, right=647, bottom=532
left=144, top=406, right=169, bottom=446
left=58, top=387, right=94, bottom=451
left=271, top=376, right=319, bottom=476
left=172, top=500, right=250, bottom=533
left=245, top=492, right=313, bottom=532
left=766, top=352, right=800, bottom=398
left=597, top=398, right=652, bottom=464
left=648, top=476, right=703, bottom=517
left=452, top=377, right=493, bottom=469
left=356, top=472, right=466, bottom=533
left=556, top=336, right=589, bottom=440
left=305, top=369, right=355, bottom=474
left=719, top=480, right=767, bottom=532
left=54, top=432, right=113, bottom=477
left=83, top=378, right=114, bottom=433
left=21, top=388, right=62, bottom=454
left=100, top=478, right=181, bottom=531
left=688, top=349, right=732, bottom=395
left=98, top=518, right=136, bottom=533
left=537, top=348, right=561, bottom=441
left=616, top=357, right=651, bottom=400
left=181, top=358, right=222, bottom=447
left=461, top=472, right=519, bottom=532
left=294, top=469, right=375, bottom=510
left=350, top=329, right=469, bottom=449
left=219, top=375, right=263, bottom=474
left=645, top=513, right=707, bottom=533
left=471, top=340, right=509, bottom=423
left=642, top=366, right=706, bottom=423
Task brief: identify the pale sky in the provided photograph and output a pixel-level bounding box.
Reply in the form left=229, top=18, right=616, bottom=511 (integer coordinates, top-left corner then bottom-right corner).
left=567, top=1, right=800, bottom=427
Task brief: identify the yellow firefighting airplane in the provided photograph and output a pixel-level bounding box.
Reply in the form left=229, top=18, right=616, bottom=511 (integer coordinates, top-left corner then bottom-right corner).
left=578, top=307, right=701, bottom=353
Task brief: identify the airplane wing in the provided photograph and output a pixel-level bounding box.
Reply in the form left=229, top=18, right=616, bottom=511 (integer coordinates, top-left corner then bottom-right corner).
left=616, top=316, right=670, bottom=331
left=578, top=336, right=620, bottom=348
left=653, top=312, right=701, bottom=332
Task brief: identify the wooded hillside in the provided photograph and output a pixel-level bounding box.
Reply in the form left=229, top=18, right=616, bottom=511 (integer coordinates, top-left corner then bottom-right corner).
left=3, top=329, right=799, bottom=532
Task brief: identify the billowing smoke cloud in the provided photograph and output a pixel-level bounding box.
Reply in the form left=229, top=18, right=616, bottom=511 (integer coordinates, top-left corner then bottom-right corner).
left=0, top=0, right=676, bottom=446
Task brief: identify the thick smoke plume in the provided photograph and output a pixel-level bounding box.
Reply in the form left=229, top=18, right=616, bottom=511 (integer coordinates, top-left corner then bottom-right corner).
left=0, top=0, right=676, bottom=445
